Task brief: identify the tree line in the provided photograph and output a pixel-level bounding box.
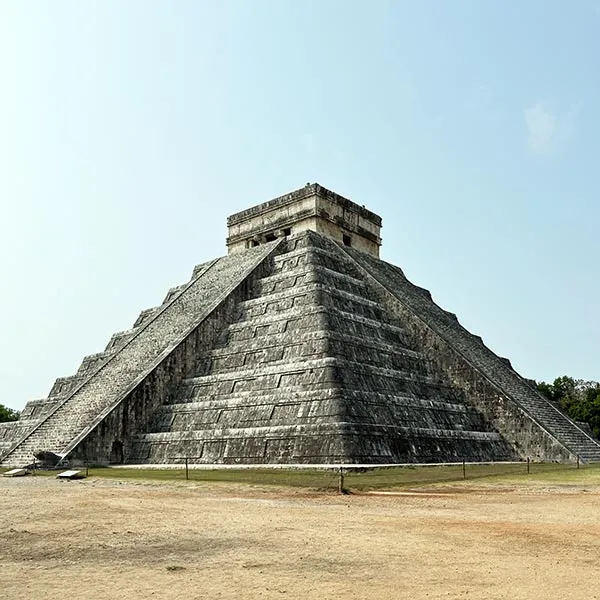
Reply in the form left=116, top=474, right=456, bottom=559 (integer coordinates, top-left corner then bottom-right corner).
left=0, top=404, right=20, bottom=423
left=537, top=376, right=600, bottom=438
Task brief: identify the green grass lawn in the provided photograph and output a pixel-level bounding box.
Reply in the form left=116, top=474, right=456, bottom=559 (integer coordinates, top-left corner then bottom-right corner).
left=4, top=461, right=599, bottom=491
left=342, top=461, right=600, bottom=490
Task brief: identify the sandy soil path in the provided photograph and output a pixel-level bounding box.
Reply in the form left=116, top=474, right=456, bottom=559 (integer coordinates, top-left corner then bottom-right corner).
left=1, top=477, right=599, bottom=600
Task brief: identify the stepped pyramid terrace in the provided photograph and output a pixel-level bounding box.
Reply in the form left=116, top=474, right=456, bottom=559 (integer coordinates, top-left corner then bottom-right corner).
left=2, top=183, right=600, bottom=468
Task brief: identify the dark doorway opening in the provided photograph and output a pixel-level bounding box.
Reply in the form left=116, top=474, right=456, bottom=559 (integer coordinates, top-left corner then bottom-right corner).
left=343, top=234, right=352, bottom=247
left=110, top=440, right=124, bottom=464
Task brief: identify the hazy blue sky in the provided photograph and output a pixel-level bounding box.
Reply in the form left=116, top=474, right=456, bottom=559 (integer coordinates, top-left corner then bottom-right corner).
left=1, top=1, right=598, bottom=411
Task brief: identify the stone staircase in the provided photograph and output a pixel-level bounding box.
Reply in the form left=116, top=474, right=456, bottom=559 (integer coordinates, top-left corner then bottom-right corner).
left=342, top=243, right=600, bottom=463
left=130, top=232, right=515, bottom=464
left=0, top=245, right=278, bottom=467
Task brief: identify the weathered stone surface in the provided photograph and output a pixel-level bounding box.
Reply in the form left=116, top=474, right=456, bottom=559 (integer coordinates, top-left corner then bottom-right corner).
left=33, top=450, right=61, bottom=467
left=1, top=241, right=282, bottom=467
left=125, top=231, right=516, bottom=465
left=227, top=183, right=382, bottom=257
left=3, top=184, right=599, bottom=467
left=3, top=468, right=29, bottom=477
left=56, top=470, right=85, bottom=479
left=0, top=422, right=20, bottom=455
left=339, top=239, right=600, bottom=463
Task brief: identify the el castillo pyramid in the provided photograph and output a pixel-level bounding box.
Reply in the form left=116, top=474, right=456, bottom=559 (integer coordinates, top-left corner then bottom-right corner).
left=2, top=183, right=599, bottom=468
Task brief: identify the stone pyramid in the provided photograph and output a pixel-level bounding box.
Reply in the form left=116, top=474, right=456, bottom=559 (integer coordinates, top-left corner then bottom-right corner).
left=2, top=184, right=599, bottom=467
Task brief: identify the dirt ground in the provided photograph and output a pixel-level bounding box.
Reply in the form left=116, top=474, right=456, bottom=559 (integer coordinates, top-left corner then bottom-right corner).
left=1, top=475, right=600, bottom=600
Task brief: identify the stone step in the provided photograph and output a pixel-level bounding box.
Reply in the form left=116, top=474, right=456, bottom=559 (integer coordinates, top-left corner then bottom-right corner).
left=130, top=434, right=515, bottom=465
left=225, top=305, right=408, bottom=347
left=104, top=328, right=136, bottom=352
left=259, top=263, right=368, bottom=296
left=200, top=330, right=422, bottom=377
left=200, top=338, right=428, bottom=379
left=272, top=244, right=352, bottom=272
left=272, top=244, right=341, bottom=265
left=133, top=307, right=161, bottom=328
left=238, top=286, right=384, bottom=325
left=173, top=383, right=464, bottom=411
left=242, top=280, right=379, bottom=313
left=162, top=283, right=187, bottom=305
left=76, top=351, right=114, bottom=377
left=48, top=375, right=85, bottom=398
left=135, top=424, right=505, bottom=444
left=191, top=259, right=219, bottom=280
left=158, top=390, right=481, bottom=417
left=183, top=356, right=440, bottom=388
left=207, top=329, right=419, bottom=362
left=180, top=357, right=447, bottom=406
left=18, top=398, right=60, bottom=422
left=148, top=400, right=489, bottom=435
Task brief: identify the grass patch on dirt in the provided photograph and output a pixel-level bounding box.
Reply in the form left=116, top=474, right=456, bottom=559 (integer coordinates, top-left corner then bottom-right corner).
left=87, top=466, right=342, bottom=489
left=63, top=462, right=600, bottom=490
left=3, top=462, right=600, bottom=490
left=344, top=461, right=600, bottom=490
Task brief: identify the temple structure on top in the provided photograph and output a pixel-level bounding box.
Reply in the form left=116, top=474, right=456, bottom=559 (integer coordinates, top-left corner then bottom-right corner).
left=226, top=183, right=382, bottom=257
left=1, top=183, right=599, bottom=468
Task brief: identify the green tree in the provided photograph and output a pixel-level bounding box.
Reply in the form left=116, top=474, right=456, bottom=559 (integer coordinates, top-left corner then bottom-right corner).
left=0, top=403, right=20, bottom=423
left=537, top=377, right=600, bottom=438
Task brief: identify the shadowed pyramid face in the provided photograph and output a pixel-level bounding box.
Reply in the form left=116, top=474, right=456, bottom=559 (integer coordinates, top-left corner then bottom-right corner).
left=2, top=187, right=599, bottom=468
